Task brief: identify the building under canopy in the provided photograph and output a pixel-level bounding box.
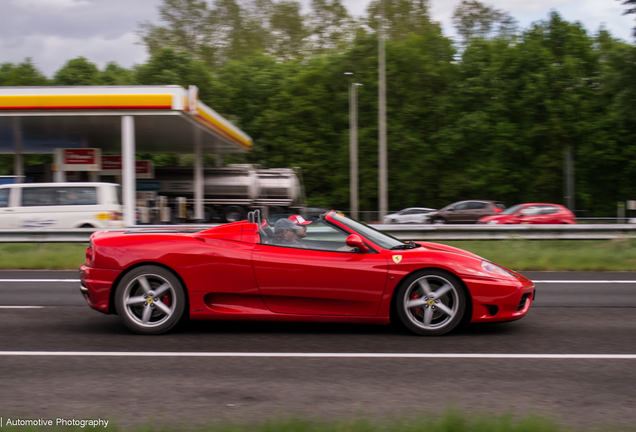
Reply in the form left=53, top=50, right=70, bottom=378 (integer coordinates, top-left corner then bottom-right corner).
left=0, top=85, right=253, bottom=226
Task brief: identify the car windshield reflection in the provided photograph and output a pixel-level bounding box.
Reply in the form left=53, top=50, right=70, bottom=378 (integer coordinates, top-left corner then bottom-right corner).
left=329, top=211, right=405, bottom=250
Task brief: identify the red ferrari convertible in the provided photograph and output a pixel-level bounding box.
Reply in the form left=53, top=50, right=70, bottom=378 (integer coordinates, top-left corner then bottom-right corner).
left=80, top=210, right=534, bottom=335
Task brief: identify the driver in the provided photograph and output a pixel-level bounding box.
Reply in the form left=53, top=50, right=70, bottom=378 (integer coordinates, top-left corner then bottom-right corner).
left=288, top=214, right=312, bottom=240
left=273, top=218, right=307, bottom=248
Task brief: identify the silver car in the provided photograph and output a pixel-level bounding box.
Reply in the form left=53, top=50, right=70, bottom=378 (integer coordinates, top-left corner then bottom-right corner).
left=383, top=207, right=436, bottom=224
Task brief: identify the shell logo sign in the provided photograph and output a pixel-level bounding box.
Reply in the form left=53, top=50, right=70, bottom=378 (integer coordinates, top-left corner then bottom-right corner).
left=56, top=148, right=101, bottom=172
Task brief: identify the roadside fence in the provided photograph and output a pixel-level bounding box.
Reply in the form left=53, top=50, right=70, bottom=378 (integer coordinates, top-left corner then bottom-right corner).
left=2, top=224, right=636, bottom=243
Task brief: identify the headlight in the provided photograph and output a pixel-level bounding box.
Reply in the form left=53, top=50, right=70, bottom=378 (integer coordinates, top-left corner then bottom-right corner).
left=481, top=261, right=516, bottom=278
left=487, top=220, right=499, bottom=224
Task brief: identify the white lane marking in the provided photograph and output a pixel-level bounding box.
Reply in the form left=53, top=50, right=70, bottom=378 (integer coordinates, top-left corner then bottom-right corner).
left=533, top=280, right=636, bottom=284
left=0, top=306, right=44, bottom=309
left=0, top=352, right=634, bottom=359
left=0, top=279, right=80, bottom=283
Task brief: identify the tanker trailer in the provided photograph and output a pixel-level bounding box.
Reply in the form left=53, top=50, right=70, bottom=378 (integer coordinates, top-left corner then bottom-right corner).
left=137, top=164, right=306, bottom=223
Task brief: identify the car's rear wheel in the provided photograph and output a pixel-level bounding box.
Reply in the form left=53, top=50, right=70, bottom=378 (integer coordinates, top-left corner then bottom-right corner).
left=114, top=265, right=186, bottom=335
left=396, top=269, right=466, bottom=336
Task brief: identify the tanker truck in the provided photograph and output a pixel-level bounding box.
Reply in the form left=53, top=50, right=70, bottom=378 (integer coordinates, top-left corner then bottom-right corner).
left=136, top=164, right=306, bottom=223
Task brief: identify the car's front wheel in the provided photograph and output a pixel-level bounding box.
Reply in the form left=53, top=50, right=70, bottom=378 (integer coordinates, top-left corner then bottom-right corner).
left=114, top=265, right=186, bottom=335
left=396, top=269, right=466, bottom=336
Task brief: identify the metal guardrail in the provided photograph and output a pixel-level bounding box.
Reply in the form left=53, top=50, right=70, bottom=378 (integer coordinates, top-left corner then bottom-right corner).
left=1, top=224, right=636, bottom=242
left=375, top=224, right=636, bottom=240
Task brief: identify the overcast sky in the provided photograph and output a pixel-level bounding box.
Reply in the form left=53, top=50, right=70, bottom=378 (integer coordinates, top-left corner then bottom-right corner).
left=0, top=0, right=633, bottom=78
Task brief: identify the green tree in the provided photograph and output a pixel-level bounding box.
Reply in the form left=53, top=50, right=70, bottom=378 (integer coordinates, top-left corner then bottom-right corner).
left=0, top=59, right=49, bottom=86
left=135, top=47, right=214, bottom=100
left=366, top=0, right=433, bottom=41
left=98, top=62, right=135, bottom=85
left=138, top=0, right=216, bottom=67
left=268, top=1, right=309, bottom=60
left=308, top=0, right=355, bottom=53
left=452, top=0, right=517, bottom=43
left=53, top=57, right=100, bottom=85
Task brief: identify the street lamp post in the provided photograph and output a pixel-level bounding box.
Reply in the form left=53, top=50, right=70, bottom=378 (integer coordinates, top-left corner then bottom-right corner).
left=345, top=72, right=362, bottom=220
left=378, top=0, right=388, bottom=221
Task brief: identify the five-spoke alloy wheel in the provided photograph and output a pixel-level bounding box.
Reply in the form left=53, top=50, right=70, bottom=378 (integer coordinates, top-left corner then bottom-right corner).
left=396, top=269, right=466, bottom=335
left=115, top=265, right=186, bottom=335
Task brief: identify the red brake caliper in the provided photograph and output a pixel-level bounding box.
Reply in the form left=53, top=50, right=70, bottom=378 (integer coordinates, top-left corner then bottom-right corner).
left=410, top=292, right=421, bottom=315
left=162, top=295, right=172, bottom=307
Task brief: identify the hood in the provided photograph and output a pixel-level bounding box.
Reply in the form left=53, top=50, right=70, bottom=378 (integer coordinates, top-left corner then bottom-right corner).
left=414, top=241, right=484, bottom=261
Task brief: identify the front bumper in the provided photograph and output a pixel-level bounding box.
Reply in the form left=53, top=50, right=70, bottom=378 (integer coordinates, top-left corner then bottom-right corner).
left=464, top=274, right=535, bottom=323
left=79, top=264, right=121, bottom=314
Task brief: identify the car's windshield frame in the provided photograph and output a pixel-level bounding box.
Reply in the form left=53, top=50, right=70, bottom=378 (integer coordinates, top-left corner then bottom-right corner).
left=326, top=211, right=405, bottom=250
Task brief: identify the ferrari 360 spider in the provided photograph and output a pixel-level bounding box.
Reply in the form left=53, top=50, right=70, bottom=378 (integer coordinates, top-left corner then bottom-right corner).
left=80, top=210, right=534, bottom=335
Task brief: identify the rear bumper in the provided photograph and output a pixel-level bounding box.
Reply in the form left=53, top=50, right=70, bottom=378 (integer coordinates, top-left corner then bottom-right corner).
left=79, top=264, right=121, bottom=314
left=464, top=275, right=535, bottom=323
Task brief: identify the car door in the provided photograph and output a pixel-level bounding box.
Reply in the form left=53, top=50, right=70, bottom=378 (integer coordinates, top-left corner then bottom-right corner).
left=412, top=209, right=426, bottom=223
left=252, top=220, right=389, bottom=316
left=0, top=187, right=17, bottom=228
left=403, top=209, right=417, bottom=223
left=466, top=202, right=489, bottom=222
left=16, top=186, right=60, bottom=228
left=455, top=202, right=480, bottom=223
left=519, top=206, right=541, bottom=224
left=446, top=202, right=468, bottom=223
left=540, top=206, right=561, bottom=224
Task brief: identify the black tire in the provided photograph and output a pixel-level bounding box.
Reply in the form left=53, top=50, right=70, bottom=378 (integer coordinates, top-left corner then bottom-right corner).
left=223, top=206, right=246, bottom=223
left=114, top=265, right=186, bottom=335
left=395, top=269, right=466, bottom=336
left=204, top=207, right=215, bottom=223
left=79, top=223, right=95, bottom=228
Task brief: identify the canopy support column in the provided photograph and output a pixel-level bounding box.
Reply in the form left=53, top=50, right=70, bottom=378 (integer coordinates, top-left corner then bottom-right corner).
left=194, top=128, right=204, bottom=222
left=53, top=148, right=65, bottom=182
left=122, top=116, right=136, bottom=227
left=12, top=118, right=23, bottom=183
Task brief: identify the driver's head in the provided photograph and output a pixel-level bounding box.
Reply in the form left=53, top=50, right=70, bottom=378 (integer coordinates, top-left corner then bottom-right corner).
left=274, top=218, right=304, bottom=241
left=288, top=215, right=312, bottom=238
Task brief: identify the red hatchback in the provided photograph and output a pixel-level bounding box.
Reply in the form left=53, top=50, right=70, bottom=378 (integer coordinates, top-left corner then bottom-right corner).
left=478, top=203, right=576, bottom=225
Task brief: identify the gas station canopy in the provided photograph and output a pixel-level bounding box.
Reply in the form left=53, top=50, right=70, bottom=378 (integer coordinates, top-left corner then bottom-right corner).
left=0, top=85, right=254, bottom=226
left=0, top=85, right=252, bottom=154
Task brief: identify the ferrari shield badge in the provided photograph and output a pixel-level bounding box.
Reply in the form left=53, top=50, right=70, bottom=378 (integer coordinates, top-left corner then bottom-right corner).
left=392, top=255, right=402, bottom=264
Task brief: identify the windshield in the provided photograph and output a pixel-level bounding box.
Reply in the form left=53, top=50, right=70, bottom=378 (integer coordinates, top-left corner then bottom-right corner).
left=329, top=211, right=405, bottom=250
left=501, top=204, right=524, bottom=215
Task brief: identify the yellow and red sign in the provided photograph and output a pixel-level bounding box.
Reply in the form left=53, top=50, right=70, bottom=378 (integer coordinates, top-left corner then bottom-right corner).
left=0, top=94, right=173, bottom=111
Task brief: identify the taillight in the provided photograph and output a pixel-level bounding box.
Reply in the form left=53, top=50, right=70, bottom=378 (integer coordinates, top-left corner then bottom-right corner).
left=493, top=207, right=503, bottom=213
left=108, top=211, right=122, bottom=221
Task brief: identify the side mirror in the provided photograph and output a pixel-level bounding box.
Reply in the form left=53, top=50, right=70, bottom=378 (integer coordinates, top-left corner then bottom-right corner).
left=346, top=234, right=369, bottom=253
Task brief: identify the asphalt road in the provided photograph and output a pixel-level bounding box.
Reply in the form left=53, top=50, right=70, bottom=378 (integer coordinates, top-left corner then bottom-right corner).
left=0, top=271, right=635, bottom=429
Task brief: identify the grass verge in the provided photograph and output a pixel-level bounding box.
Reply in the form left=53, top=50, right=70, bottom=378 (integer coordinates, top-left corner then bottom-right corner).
left=0, top=411, right=606, bottom=432
left=0, top=239, right=635, bottom=271
left=439, top=239, right=636, bottom=271
left=0, top=243, right=87, bottom=270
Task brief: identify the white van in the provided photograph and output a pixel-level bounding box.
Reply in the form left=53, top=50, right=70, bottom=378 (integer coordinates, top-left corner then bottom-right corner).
left=0, top=182, right=124, bottom=229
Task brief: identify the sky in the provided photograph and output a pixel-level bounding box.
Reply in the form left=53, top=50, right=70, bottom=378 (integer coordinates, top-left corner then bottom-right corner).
left=0, top=0, right=634, bottom=78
